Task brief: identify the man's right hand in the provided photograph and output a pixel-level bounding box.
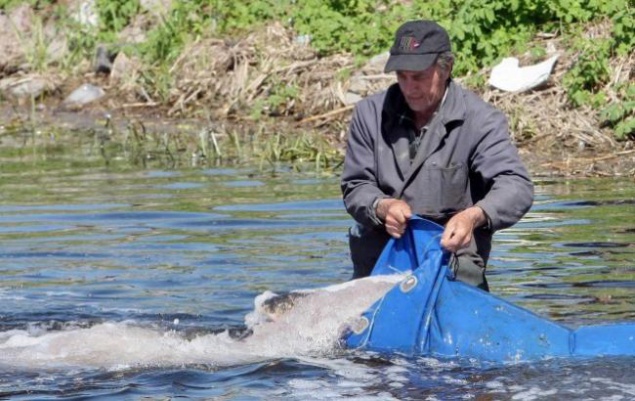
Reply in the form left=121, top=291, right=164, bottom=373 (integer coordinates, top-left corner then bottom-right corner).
left=376, top=198, right=412, bottom=238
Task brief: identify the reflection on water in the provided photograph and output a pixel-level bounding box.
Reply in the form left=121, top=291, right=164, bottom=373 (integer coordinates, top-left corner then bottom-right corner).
left=0, top=166, right=633, bottom=399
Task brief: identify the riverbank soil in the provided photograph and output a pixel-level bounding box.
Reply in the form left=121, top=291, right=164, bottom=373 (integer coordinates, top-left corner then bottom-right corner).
left=1, top=5, right=633, bottom=177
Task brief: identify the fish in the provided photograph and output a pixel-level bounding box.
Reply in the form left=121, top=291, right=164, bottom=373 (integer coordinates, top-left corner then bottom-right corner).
left=257, top=291, right=310, bottom=321
left=243, top=273, right=410, bottom=342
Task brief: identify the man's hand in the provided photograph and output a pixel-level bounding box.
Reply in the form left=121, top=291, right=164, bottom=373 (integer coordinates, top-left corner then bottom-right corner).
left=440, top=206, right=487, bottom=252
left=376, top=198, right=412, bottom=238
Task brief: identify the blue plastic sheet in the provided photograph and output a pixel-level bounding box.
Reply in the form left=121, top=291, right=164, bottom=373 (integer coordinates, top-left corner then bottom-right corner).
left=345, top=217, right=635, bottom=362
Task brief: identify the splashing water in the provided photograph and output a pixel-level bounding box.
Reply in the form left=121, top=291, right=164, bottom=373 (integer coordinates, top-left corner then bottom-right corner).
left=0, top=274, right=407, bottom=371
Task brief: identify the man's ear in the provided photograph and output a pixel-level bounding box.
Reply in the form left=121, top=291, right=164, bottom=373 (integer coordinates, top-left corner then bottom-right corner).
left=444, top=61, right=454, bottom=81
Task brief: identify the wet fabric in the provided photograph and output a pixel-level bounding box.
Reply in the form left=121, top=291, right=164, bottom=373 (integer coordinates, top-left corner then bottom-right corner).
left=345, top=217, right=635, bottom=362
left=348, top=220, right=489, bottom=291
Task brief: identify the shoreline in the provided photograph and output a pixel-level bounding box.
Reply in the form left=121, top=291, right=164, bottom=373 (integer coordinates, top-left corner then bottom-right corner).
left=1, top=6, right=633, bottom=178
left=3, top=102, right=634, bottom=179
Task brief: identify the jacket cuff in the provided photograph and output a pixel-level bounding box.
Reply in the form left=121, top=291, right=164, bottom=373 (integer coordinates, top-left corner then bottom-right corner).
left=368, top=197, right=386, bottom=227
left=474, top=202, right=494, bottom=231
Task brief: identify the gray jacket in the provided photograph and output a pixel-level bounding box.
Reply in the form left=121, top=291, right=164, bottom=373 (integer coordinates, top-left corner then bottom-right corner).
left=341, top=80, right=534, bottom=268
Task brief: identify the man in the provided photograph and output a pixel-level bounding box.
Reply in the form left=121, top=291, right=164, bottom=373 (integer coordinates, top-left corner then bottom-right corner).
left=341, top=20, right=534, bottom=290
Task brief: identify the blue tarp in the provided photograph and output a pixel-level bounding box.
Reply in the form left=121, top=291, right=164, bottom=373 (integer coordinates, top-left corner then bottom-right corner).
left=345, top=217, right=635, bottom=362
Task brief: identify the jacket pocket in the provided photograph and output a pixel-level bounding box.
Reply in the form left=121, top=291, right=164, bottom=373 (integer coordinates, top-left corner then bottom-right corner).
left=415, top=162, right=470, bottom=215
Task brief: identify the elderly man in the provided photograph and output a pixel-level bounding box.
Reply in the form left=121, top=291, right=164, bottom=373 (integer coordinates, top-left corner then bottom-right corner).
left=341, top=20, right=534, bottom=290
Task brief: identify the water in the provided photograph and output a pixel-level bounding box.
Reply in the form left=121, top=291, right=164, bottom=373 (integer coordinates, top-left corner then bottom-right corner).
left=0, top=164, right=634, bottom=400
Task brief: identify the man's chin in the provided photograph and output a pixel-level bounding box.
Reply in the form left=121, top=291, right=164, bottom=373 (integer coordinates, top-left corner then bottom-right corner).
left=406, top=102, right=433, bottom=113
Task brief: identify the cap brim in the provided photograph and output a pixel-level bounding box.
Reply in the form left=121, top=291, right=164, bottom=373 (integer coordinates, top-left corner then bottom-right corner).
left=384, top=53, right=437, bottom=73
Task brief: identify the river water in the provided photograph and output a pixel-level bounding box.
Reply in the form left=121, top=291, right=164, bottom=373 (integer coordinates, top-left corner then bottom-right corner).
left=0, top=162, right=634, bottom=400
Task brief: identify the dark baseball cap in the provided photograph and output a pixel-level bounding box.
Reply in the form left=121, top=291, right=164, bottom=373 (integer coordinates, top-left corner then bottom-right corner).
left=384, top=20, right=451, bottom=73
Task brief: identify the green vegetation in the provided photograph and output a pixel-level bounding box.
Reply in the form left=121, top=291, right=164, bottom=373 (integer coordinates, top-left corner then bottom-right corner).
left=0, top=0, right=633, bottom=169
left=162, top=0, right=635, bottom=140
left=0, top=115, right=341, bottom=172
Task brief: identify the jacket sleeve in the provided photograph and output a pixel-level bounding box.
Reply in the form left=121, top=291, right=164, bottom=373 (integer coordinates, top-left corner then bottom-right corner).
left=470, top=107, right=534, bottom=231
left=340, top=99, right=388, bottom=228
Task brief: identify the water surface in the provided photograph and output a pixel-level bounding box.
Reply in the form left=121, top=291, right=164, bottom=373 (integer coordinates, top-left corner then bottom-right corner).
left=0, top=164, right=634, bottom=400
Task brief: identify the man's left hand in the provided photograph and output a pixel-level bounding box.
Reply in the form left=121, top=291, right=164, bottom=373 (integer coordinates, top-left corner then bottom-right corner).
left=440, top=206, right=487, bottom=252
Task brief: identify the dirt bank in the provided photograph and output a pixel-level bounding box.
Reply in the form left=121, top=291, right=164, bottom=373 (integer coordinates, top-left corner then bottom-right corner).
left=1, top=7, right=633, bottom=177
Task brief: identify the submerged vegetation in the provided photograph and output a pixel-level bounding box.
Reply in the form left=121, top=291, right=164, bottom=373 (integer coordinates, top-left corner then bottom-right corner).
left=0, top=0, right=633, bottom=174
left=0, top=116, right=342, bottom=173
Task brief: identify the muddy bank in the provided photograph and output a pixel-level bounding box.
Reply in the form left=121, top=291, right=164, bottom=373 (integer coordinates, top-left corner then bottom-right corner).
left=1, top=4, right=633, bottom=177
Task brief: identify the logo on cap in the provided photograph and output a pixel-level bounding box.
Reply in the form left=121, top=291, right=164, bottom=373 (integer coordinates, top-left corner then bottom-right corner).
left=398, top=36, right=420, bottom=52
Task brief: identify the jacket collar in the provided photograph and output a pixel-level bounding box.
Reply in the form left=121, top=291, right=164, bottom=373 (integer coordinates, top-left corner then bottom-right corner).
left=382, top=79, right=465, bottom=130
left=380, top=80, right=467, bottom=196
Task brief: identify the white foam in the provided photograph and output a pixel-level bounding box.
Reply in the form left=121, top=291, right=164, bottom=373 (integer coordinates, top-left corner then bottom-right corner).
left=510, top=386, right=559, bottom=400
left=0, top=274, right=407, bottom=370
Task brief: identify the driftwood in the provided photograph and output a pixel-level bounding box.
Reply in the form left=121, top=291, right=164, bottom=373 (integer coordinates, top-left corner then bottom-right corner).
left=298, top=105, right=355, bottom=125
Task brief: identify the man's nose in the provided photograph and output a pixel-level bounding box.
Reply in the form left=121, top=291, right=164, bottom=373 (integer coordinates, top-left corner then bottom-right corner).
left=402, top=79, right=417, bottom=95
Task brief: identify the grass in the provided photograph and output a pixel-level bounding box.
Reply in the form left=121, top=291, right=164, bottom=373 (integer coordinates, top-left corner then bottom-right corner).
left=0, top=117, right=343, bottom=172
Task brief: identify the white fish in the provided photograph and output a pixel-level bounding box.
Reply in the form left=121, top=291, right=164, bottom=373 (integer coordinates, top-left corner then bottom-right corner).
left=0, top=274, right=408, bottom=370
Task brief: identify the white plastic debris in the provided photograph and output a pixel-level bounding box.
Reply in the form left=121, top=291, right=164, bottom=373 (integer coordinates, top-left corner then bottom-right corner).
left=62, top=83, right=105, bottom=108
left=72, top=0, right=99, bottom=27
left=488, top=54, right=559, bottom=92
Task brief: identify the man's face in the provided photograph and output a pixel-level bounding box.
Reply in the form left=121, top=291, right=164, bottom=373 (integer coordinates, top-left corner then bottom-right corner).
left=396, top=63, right=448, bottom=114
